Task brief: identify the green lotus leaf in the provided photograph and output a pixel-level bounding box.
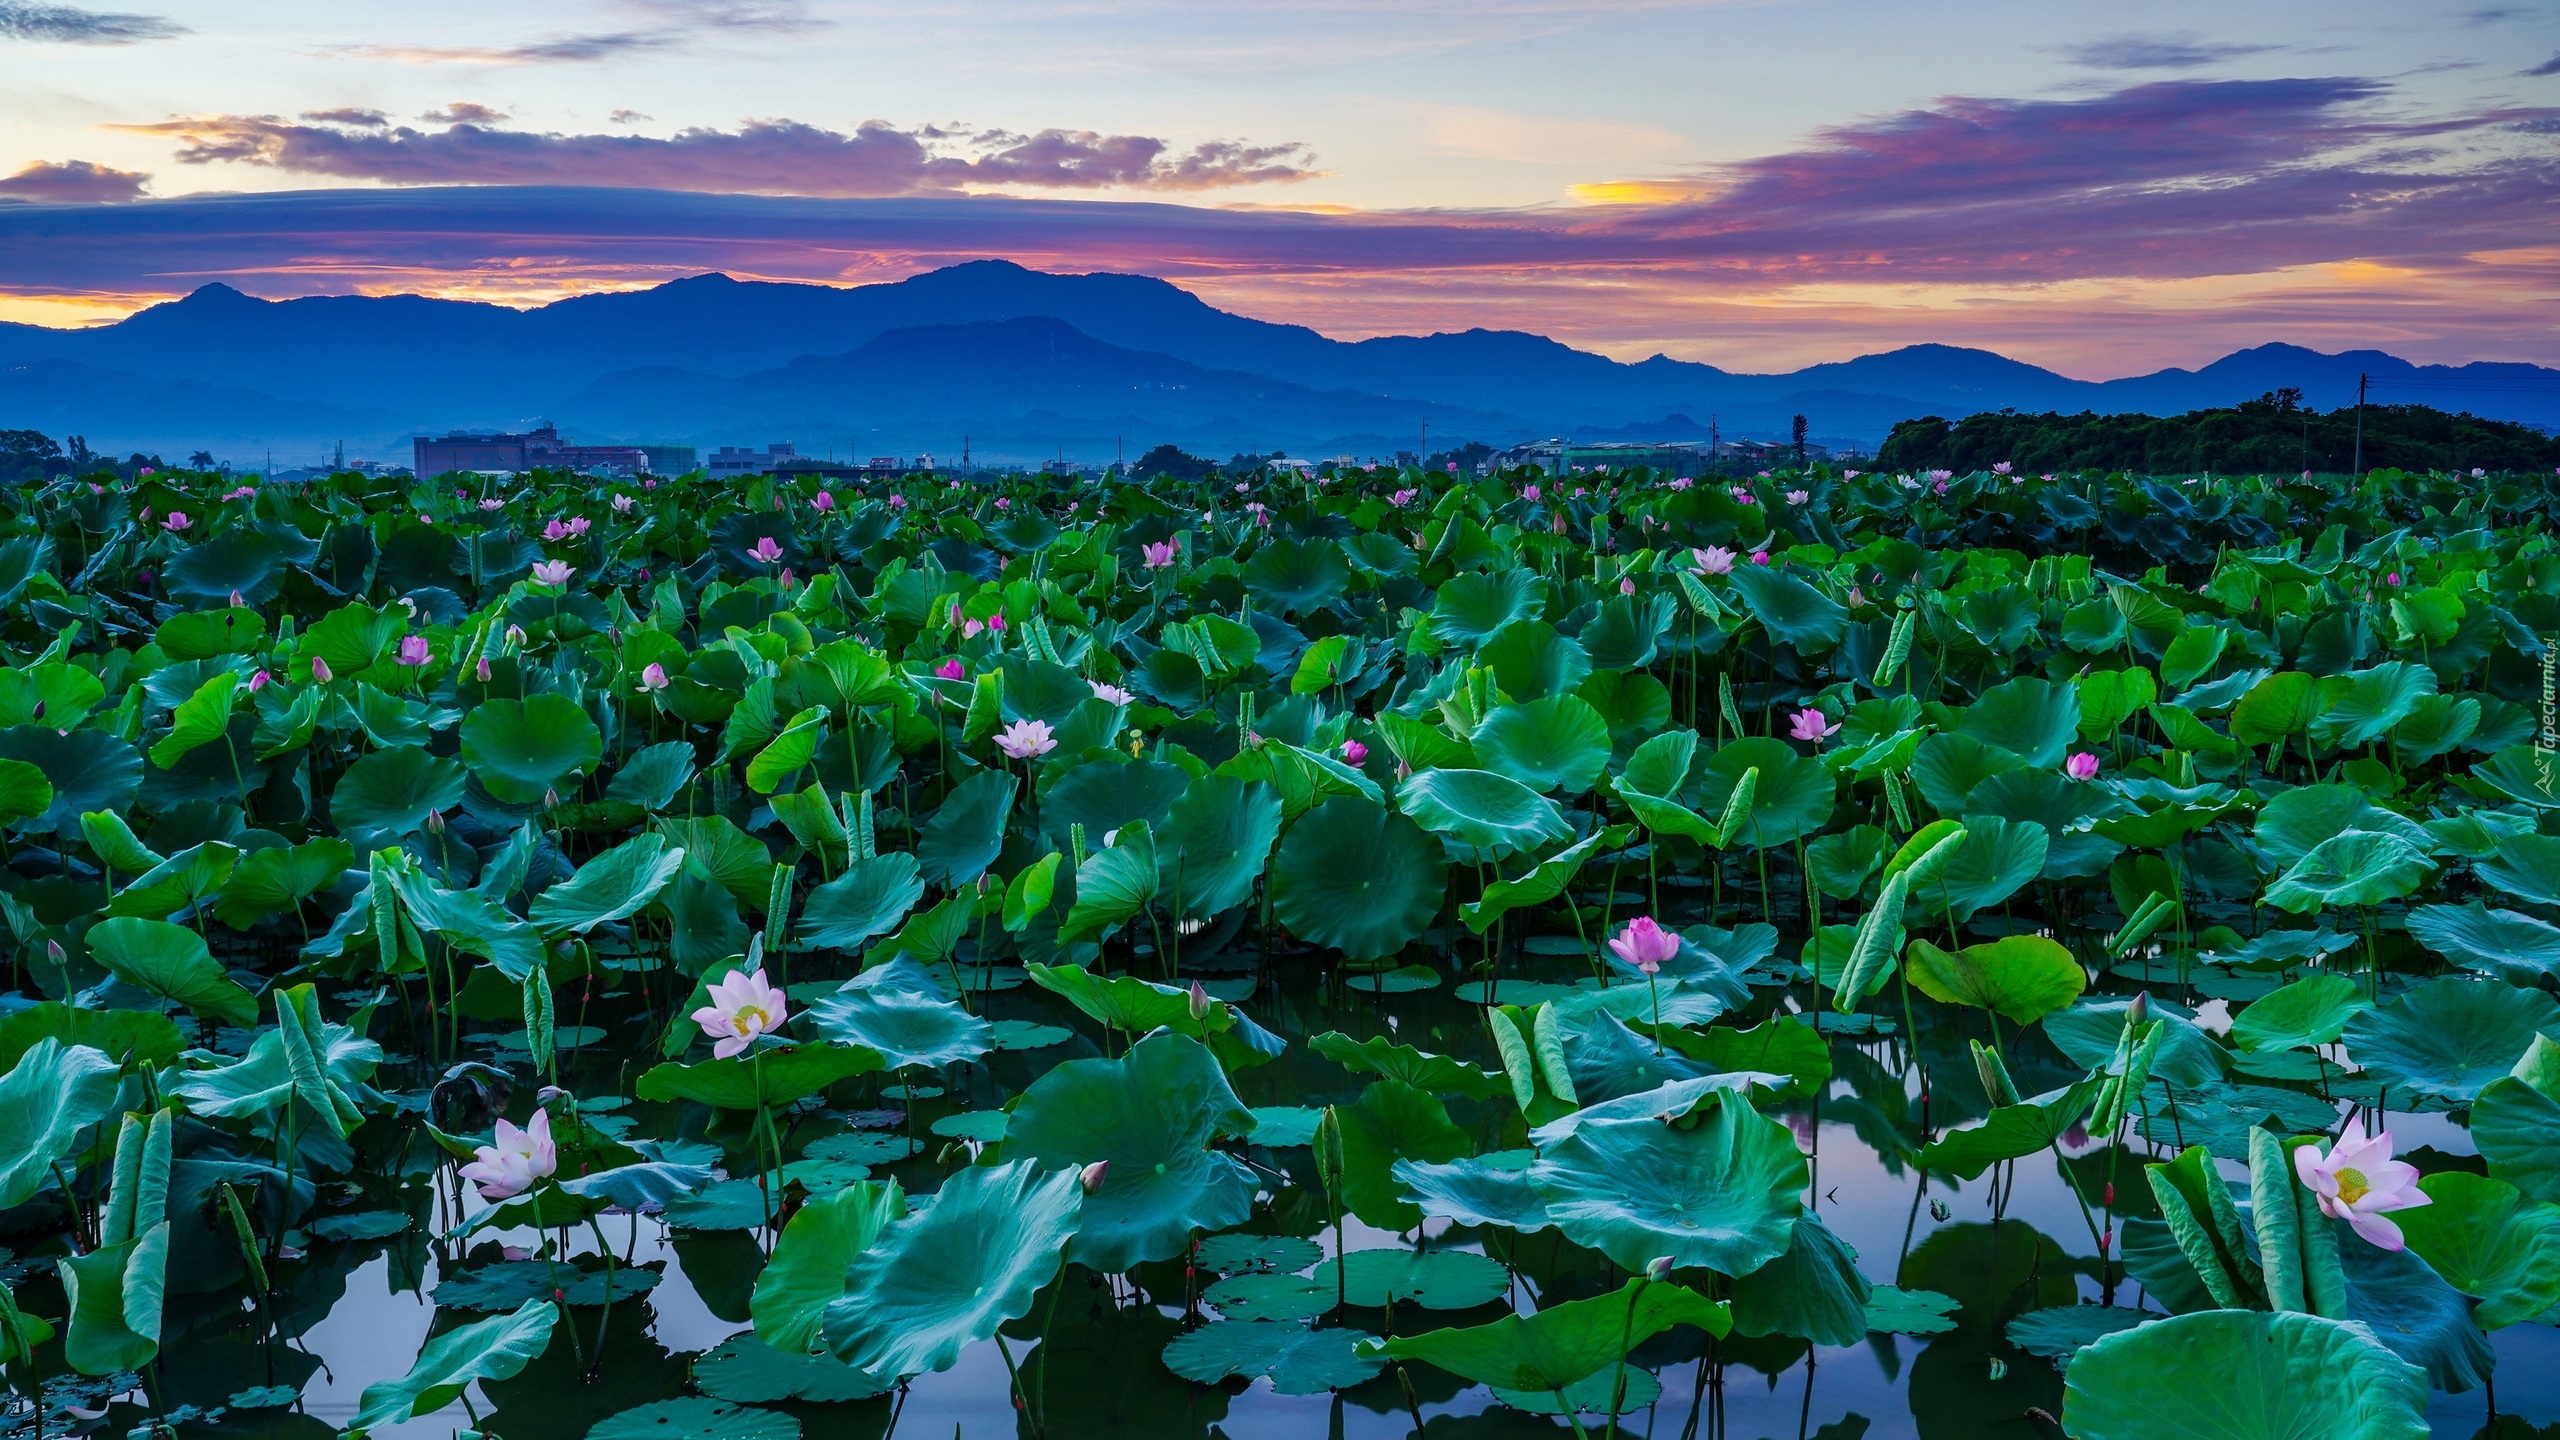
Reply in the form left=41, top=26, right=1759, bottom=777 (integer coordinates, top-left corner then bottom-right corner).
left=2229, top=671, right=2318, bottom=747
left=166, top=528, right=303, bottom=607
left=211, top=838, right=354, bottom=931
left=1397, top=767, right=1572, bottom=856
left=2473, top=744, right=2560, bottom=809
left=1242, top=536, right=1351, bottom=614
left=1335, top=1078, right=1473, bottom=1231
left=1697, top=736, right=1833, bottom=849
left=915, top=769, right=1014, bottom=886
left=1059, top=820, right=1159, bottom=942
left=696, top=1331, right=890, bottom=1404
left=1163, top=1321, right=1382, bottom=1394
left=2473, top=1037, right=2560, bottom=1203
left=432, top=1259, right=659, bottom=1311
left=0, top=1005, right=182, bottom=1073
left=603, top=740, right=697, bottom=809
left=1528, top=1095, right=1806, bottom=1274
left=2230, top=972, right=2370, bottom=1053
left=1914, top=1079, right=2104, bottom=1182
left=1955, top=676, right=2082, bottom=768
left=1308, top=1248, right=1510, bottom=1310
left=2307, top=662, right=2435, bottom=750
left=0, top=725, right=141, bottom=834
left=1431, top=570, right=1546, bottom=646
left=2006, top=1306, right=2158, bottom=1369
left=820, top=1158, right=1081, bottom=1378
left=347, top=1299, right=557, bottom=1436
left=86, top=916, right=259, bottom=1027
left=1461, top=826, right=1620, bottom=933
left=1196, top=1233, right=1323, bottom=1275
left=802, top=959, right=993, bottom=1070
left=587, top=1398, right=798, bottom=1440
left=2261, top=830, right=2434, bottom=913
left=105, top=839, right=237, bottom=922
left=2342, top=975, right=2560, bottom=1105
left=0, top=1040, right=124, bottom=1210
left=1911, top=733, right=2026, bottom=815
left=1005, top=1031, right=1254, bottom=1271
left=1481, top=620, right=1592, bottom=699
left=750, top=1179, right=906, bottom=1356
left=2407, top=902, right=2560, bottom=986
left=1866, top=1286, right=1964, bottom=1336
left=0, top=757, right=52, bottom=826
left=0, top=660, right=104, bottom=729
left=528, top=832, right=686, bottom=933
left=2254, top=785, right=2430, bottom=869
left=1907, top=815, right=2048, bottom=922
left=2046, top=997, right=2228, bottom=1088
left=2060, top=1309, right=2428, bottom=1440
left=1653, top=1017, right=1832, bottom=1098
left=1728, top=1213, right=1872, bottom=1346
left=1272, top=795, right=1448, bottom=959
left=461, top=694, right=604, bottom=804
left=636, top=1044, right=883, bottom=1110
left=173, top=984, right=379, bottom=1137
left=1393, top=1152, right=1552, bottom=1231
left=1373, top=1277, right=1730, bottom=1393
left=2476, top=830, right=2560, bottom=907
left=1153, top=773, right=1283, bottom=919
left=1311, top=1031, right=1505, bottom=1100
left=329, top=744, right=467, bottom=846
left=1904, top=935, right=2085, bottom=1025
left=795, top=852, right=925, bottom=951
left=1471, top=694, right=1612, bottom=796
left=2392, top=1171, right=2560, bottom=1329
left=1202, top=1271, right=1330, bottom=1321
left=1728, top=565, right=1847, bottom=651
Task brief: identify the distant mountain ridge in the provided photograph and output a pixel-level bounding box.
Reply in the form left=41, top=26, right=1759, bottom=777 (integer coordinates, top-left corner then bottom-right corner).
left=0, top=259, right=2551, bottom=463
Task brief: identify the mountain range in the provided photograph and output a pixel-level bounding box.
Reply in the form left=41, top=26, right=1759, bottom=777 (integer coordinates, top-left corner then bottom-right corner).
left=2, top=259, right=2553, bottom=465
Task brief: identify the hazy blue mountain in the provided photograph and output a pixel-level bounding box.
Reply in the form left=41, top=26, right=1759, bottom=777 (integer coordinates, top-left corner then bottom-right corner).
left=1, top=259, right=2550, bottom=462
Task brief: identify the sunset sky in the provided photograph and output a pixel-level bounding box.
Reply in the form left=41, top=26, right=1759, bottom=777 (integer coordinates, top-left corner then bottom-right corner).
left=1, top=0, right=2554, bottom=374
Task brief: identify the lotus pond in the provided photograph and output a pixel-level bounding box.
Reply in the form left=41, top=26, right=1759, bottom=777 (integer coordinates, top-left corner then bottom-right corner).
left=1, top=460, right=2558, bottom=1440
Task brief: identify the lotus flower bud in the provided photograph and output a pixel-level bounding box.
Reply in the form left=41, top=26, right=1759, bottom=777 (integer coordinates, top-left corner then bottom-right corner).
left=1080, top=1160, right=1109, bottom=1193
left=1644, top=1255, right=1674, bottom=1283
left=311, top=656, right=332, bottom=682
left=543, top=788, right=560, bottom=810
left=1188, top=980, right=1211, bottom=1022
left=1314, top=1106, right=1345, bottom=1197
left=229, top=589, right=245, bottom=607
left=477, top=656, right=493, bottom=682
left=2127, top=992, right=2150, bottom=1026
left=48, top=939, right=66, bottom=966
left=426, top=809, right=444, bottom=834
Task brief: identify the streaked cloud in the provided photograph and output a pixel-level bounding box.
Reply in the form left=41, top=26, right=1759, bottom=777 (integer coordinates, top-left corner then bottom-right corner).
left=2055, top=31, right=2283, bottom=71
left=0, top=158, right=150, bottom=202
left=0, top=1, right=181, bottom=42
left=342, top=32, right=671, bottom=65
left=2526, top=53, right=2560, bottom=77
left=113, top=113, right=1320, bottom=196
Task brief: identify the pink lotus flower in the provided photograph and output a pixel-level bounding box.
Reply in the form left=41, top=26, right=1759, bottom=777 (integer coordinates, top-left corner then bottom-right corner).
left=1608, top=916, right=1679, bottom=975
left=1992, top=461, right=2013, bottom=475
left=2294, top=1119, right=2429, bottom=1250
left=961, top=618, right=986, bottom=639
left=1090, top=680, right=1134, bottom=706
left=2385, top=572, right=2402, bottom=587
left=476, top=656, right=492, bottom=682
left=2066, top=752, right=2101, bottom=781
left=1788, top=708, right=1840, bottom=744
left=531, top=560, right=575, bottom=585
left=1341, top=739, right=1368, bottom=766
left=993, top=496, right=1010, bottom=510
left=1141, top=540, right=1179, bottom=569
left=935, top=658, right=965, bottom=681
left=1750, top=550, right=1770, bottom=565
left=639, top=662, right=670, bottom=692
left=887, top=493, right=907, bottom=509
left=1784, top=490, right=1809, bottom=505
left=995, top=718, right=1057, bottom=759
left=986, top=613, right=1007, bottom=633
left=459, top=1109, right=557, bottom=1201
left=479, top=497, right=504, bottom=511
left=1619, top=578, right=1636, bottom=594
left=1927, top=470, right=1953, bottom=482
left=613, top=494, right=635, bottom=513
left=1522, top=485, right=1542, bottom=502
left=1391, top=489, right=1416, bottom=505
left=310, top=657, right=333, bottom=683
left=162, top=511, right=191, bottom=532
left=1668, top=477, right=1692, bottom=490
left=1692, top=546, right=1735, bottom=575
left=542, top=519, right=571, bottom=541
left=748, top=536, right=785, bottom=565
left=811, top=490, right=834, bottom=511
left=692, top=967, right=789, bottom=1060
left=395, top=636, right=432, bottom=667
left=248, top=669, right=271, bottom=692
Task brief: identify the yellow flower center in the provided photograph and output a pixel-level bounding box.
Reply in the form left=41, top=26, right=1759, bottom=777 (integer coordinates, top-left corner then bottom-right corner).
left=731, top=1005, right=769, bottom=1036
left=2334, top=1167, right=2370, bottom=1207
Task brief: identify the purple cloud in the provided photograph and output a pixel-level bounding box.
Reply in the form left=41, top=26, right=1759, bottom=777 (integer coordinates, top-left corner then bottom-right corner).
left=2055, top=32, right=2283, bottom=70
left=0, top=159, right=149, bottom=203
left=114, top=113, right=1319, bottom=196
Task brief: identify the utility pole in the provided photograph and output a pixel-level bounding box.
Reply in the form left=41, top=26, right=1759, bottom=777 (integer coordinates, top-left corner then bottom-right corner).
left=2352, top=372, right=2368, bottom=477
